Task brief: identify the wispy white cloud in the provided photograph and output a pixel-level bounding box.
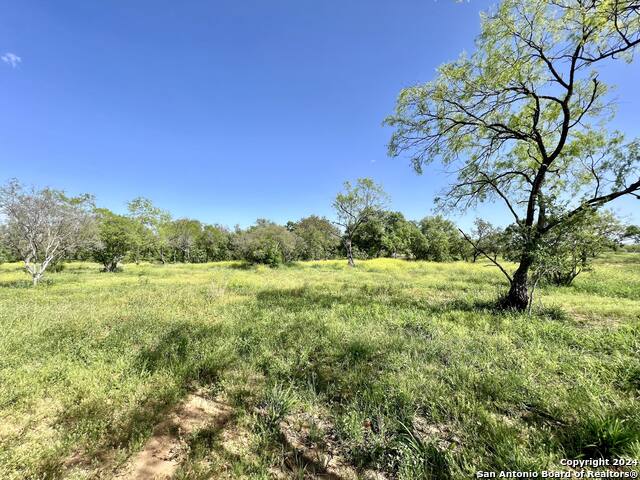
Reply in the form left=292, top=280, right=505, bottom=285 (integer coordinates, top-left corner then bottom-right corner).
left=2, top=52, right=22, bottom=68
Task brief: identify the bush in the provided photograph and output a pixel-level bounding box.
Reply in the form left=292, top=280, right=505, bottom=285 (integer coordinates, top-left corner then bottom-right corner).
left=233, top=220, right=301, bottom=266
left=92, top=209, right=138, bottom=272
left=287, top=215, right=341, bottom=260
left=48, top=261, right=66, bottom=273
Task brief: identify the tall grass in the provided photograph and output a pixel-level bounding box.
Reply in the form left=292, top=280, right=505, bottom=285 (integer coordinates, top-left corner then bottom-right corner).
left=0, top=257, right=638, bottom=479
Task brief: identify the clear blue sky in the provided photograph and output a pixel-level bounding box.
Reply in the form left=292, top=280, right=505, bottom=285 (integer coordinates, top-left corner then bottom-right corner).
left=1, top=0, right=638, bottom=229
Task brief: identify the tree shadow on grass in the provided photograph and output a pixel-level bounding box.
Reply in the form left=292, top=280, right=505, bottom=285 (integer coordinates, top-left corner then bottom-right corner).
left=136, top=326, right=193, bottom=374
left=135, top=324, right=228, bottom=384
left=255, top=286, right=348, bottom=312
left=255, top=285, right=515, bottom=317
left=254, top=284, right=459, bottom=314
left=55, top=384, right=184, bottom=479
left=57, top=326, right=231, bottom=478
left=0, top=278, right=56, bottom=288
left=176, top=418, right=271, bottom=479
left=226, top=262, right=259, bottom=270
left=0, top=279, right=33, bottom=288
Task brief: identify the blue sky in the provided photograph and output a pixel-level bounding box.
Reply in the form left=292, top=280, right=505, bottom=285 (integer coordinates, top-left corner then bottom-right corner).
left=1, top=0, right=638, bottom=229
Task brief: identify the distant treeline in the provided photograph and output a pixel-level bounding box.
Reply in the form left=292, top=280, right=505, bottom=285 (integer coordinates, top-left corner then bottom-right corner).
left=0, top=198, right=479, bottom=266
left=85, top=206, right=638, bottom=273
left=89, top=211, right=478, bottom=267
left=0, top=179, right=638, bottom=287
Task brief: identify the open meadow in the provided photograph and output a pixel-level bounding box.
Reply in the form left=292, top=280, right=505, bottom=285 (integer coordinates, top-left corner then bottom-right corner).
left=1, top=255, right=639, bottom=479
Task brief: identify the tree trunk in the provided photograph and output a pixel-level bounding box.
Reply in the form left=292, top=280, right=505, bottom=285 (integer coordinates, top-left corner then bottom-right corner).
left=26, top=261, right=43, bottom=286
left=345, top=238, right=355, bottom=267
left=528, top=271, right=544, bottom=316
left=103, top=258, right=120, bottom=272
left=503, top=257, right=532, bottom=311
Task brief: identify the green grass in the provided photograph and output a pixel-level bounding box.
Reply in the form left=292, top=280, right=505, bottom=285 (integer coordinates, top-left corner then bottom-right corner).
left=1, top=256, right=639, bottom=479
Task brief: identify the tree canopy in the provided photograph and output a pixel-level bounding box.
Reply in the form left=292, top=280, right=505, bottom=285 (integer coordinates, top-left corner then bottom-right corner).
left=288, top=215, right=341, bottom=260
left=386, top=0, right=640, bottom=310
left=93, top=209, right=138, bottom=272
left=233, top=219, right=301, bottom=266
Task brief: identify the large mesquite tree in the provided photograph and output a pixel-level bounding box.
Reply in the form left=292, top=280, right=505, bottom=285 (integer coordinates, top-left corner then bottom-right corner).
left=386, top=0, right=640, bottom=310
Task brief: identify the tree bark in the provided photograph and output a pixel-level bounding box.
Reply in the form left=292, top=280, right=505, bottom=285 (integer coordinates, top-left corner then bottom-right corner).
left=345, top=238, right=355, bottom=267
left=503, top=256, right=532, bottom=311
left=103, top=259, right=120, bottom=272
left=25, top=260, right=43, bottom=286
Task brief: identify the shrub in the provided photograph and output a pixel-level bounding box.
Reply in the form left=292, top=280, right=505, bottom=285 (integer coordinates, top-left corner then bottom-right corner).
left=92, top=209, right=138, bottom=272
left=233, top=220, right=301, bottom=266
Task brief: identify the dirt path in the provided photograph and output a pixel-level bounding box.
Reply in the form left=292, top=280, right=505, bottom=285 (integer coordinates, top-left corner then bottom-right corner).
left=115, top=392, right=233, bottom=480
left=67, top=391, right=385, bottom=479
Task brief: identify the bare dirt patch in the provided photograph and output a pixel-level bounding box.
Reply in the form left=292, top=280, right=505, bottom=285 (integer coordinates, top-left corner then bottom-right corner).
left=411, top=415, right=461, bottom=452
left=115, top=392, right=233, bottom=479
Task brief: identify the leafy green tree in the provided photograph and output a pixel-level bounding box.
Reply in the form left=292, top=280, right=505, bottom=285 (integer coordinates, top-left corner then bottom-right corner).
left=352, top=211, right=421, bottom=258
left=288, top=215, right=341, bottom=260
left=351, top=211, right=386, bottom=258
left=416, top=216, right=467, bottom=261
left=233, top=219, right=300, bottom=266
left=546, top=211, right=622, bottom=285
left=408, top=226, right=430, bottom=260
left=333, top=178, right=388, bottom=267
left=127, top=197, right=170, bottom=263
left=92, top=209, right=137, bottom=272
left=157, top=216, right=174, bottom=264
left=382, top=213, right=424, bottom=258
left=503, top=210, right=623, bottom=288
left=197, top=225, right=232, bottom=262
left=386, top=0, right=640, bottom=310
left=470, top=218, right=503, bottom=263
left=166, top=219, right=203, bottom=262
left=0, top=234, right=16, bottom=264
left=624, top=225, right=640, bottom=244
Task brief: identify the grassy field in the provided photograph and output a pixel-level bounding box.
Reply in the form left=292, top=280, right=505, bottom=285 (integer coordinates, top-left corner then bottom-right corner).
left=0, top=255, right=639, bottom=479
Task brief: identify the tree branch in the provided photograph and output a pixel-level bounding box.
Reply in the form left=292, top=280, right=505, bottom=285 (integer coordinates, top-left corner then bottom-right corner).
left=459, top=228, right=513, bottom=283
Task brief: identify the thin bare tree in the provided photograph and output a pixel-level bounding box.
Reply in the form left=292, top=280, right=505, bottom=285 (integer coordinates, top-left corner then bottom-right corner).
left=0, top=180, right=95, bottom=285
